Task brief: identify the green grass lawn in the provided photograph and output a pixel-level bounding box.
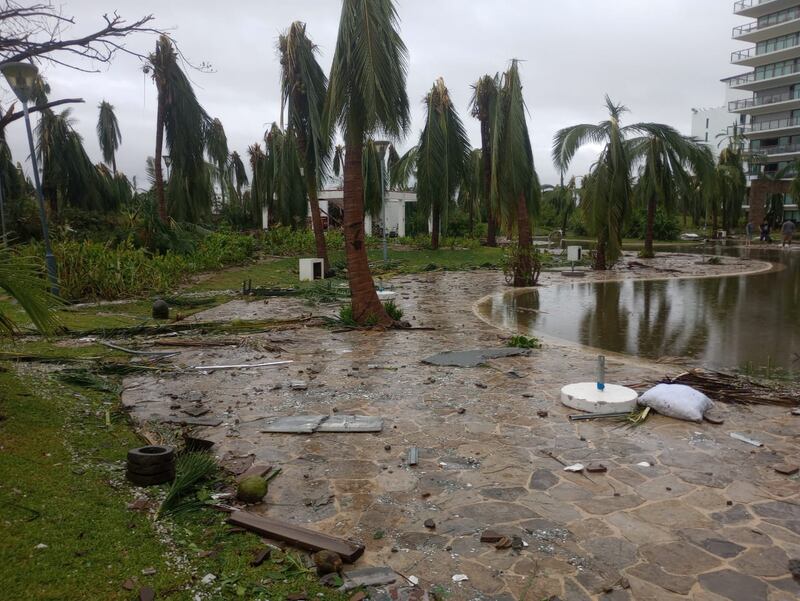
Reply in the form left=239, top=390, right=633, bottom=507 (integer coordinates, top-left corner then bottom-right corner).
left=0, top=359, right=347, bottom=600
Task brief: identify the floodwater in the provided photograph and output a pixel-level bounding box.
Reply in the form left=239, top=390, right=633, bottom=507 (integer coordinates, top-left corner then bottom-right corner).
left=478, top=245, right=800, bottom=376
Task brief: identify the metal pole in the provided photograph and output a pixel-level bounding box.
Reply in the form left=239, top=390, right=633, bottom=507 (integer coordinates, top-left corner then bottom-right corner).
left=381, top=155, right=388, bottom=264
left=21, top=101, right=58, bottom=296
left=0, top=168, right=7, bottom=245
left=596, top=355, right=606, bottom=391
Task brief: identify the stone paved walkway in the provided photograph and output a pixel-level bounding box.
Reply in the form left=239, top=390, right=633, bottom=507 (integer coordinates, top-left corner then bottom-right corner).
left=122, top=254, right=798, bottom=600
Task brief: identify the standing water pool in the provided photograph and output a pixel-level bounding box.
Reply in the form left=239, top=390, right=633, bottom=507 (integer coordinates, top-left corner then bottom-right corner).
left=477, top=246, right=799, bottom=377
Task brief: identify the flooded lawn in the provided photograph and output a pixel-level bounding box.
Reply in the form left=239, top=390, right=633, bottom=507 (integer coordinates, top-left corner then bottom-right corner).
left=478, top=246, right=798, bottom=377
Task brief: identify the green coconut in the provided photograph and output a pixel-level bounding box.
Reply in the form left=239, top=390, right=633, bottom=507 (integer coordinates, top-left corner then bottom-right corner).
left=237, top=476, right=268, bottom=504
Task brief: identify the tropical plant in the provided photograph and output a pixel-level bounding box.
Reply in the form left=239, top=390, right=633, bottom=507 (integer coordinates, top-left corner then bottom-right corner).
left=491, top=60, right=541, bottom=286
left=37, top=108, right=105, bottom=214
left=279, top=21, right=331, bottom=271
left=147, top=34, right=212, bottom=224
left=553, top=97, right=634, bottom=269
left=543, top=175, right=577, bottom=235
left=469, top=74, right=499, bottom=246
left=458, top=149, right=483, bottom=233
left=0, top=245, right=60, bottom=335
left=229, top=150, right=248, bottom=200
left=325, top=0, right=410, bottom=326
left=629, top=128, right=712, bottom=257
left=205, top=117, right=229, bottom=206
left=96, top=100, right=121, bottom=174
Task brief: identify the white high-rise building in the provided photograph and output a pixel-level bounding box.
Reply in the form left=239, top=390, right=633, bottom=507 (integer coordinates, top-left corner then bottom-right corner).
left=726, top=0, right=800, bottom=223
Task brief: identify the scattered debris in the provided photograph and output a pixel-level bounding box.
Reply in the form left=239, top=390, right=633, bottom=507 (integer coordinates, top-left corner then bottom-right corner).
left=774, top=464, right=799, bottom=476
left=339, top=567, right=398, bottom=591
left=160, top=416, right=223, bottom=427
left=639, top=384, right=712, bottom=423
left=423, top=519, right=436, bottom=529
left=34, top=543, right=48, bottom=550
left=408, top=576, right=420, bottom=586
left=122, top=579, right=135, bottom=591
left=141, top=567, right=156, bottom=576
left=139, top=587, right=155, bottom=601
left=192, top=360, right=293, bottom=372
left=494, top=537, right=512, bottom=549
left=511, top=536, right=525, bottom=551
left=228, top=511, right=364, bottom=562
left=290, top=380, right=308, bottom=390
left=663, top=369, right=799, bottom=407
left=250, top=548, right=271, bottom=567
left=237, top=476, right=269, bottom=504
left=789, top=558, right=800, bottom=581
left=568, top=412, right=631, bottom=421
left=260, top=415, right=383, bottom=434
left=99, top=340, right=179, bottom=357
left=452, top=574, right=469, bottom=583
left=703, top=412, right=725, bottom=425
left=422, top=348, right=530, bottom=368
left=181, top=406, right=209, bottom=418
left=200, top=573, right=216, bottom=585
left=730, top=432, right=763, bottom=447
left=235, top=464, right=273, bottom=483
left=792, top=408, right=800, bottom=416
left=407, top=447, right=419, bottom=466
left=636, top=462, right=652, bottom=467
left=563, top=464, right=585, bottom=473
left=480, top=530, right=504, bottom=544
left=586, top=463, right=608, bottom=474
left=537, top=410, right=548, bottom=418
left=313, top=550, right=343, bottom=576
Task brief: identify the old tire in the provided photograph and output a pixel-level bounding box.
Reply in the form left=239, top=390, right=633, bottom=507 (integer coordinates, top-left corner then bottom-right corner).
left=127, top=459, right=176, bottom=476
left=126, top=467, right=175, bottom=487
left=127, top=446, right=174, bottom=468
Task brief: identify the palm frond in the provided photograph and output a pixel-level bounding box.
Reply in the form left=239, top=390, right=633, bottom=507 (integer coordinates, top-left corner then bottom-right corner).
left=0, top=245, right=61, bottom=335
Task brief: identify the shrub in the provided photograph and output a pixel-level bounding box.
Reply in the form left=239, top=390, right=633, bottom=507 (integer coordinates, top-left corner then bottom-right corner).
left=508, top=335, right=541, bottom=349
left=261, top=226, right=345, bottom=256
left=384, top=300, right=403, bottom=320
left=625, top=208, right=680, bottom=241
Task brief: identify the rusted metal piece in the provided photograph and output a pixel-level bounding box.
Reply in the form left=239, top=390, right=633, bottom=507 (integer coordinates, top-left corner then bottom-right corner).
left=228, top=511, right=365, bottom=563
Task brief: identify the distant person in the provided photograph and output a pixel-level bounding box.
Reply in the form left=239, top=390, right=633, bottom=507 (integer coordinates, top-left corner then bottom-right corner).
left=745, top=220, right=754, bottom=246
left=782, top=219, right=796, bottom=247
left=760, top=221, right=771, bottom=244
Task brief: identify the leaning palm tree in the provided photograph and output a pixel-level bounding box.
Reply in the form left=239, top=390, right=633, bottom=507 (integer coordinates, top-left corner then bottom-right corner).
left=394, top=78, right=470, bottom=249
left=325, top=0, right=410, bottom=326
left=491, top=60, right=541, bottom=286
left=147, top=35, right=212, bottom=224
left=96, top=100, right=122, bottom=174
left=629, top=128, right=712, bottom=257
left=279, top=21, right=331, bottom=270
left=37, top=108, right=104, bottom=214
left=264, top=124, right=307, bottom=228
left=206, top=118, right=229, bottom=207
left=228, top=150, right=248, bottom=201
left=469, top=74, right=499, bottom=246
left=553, top=97, right=636, bottom=270
left=458, top=149, right=483, bottom=233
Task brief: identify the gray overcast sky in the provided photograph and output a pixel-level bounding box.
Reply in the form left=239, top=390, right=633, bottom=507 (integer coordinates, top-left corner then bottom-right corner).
left=3, top=0, right=744, bottom=187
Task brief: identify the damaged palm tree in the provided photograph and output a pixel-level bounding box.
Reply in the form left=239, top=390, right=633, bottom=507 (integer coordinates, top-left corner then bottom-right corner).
left=279, top=21, right=331, bottom=271
left=325, top=0, right=410, bottom=327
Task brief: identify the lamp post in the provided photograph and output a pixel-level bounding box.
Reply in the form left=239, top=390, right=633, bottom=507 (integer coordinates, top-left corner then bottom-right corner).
left=374, top=140, right=390, bottom=264
left=1, top=61, right=58, bottom=295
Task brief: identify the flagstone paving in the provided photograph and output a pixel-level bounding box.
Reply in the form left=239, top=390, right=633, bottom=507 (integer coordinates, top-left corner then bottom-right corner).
left=122, top=254, right=798, bottom=600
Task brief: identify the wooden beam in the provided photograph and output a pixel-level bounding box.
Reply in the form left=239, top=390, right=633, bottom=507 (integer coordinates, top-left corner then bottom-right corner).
left=228, top=511, right=364, bottom=563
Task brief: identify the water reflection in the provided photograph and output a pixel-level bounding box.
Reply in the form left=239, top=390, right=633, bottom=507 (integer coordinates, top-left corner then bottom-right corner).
left=478, top=247, right=799, bottom=375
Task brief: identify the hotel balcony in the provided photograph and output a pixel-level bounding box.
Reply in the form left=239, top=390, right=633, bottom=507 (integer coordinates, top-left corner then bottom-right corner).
left=739, top=115, right=800, bottom=136
left=731, top=39, right=800, bottom=67
left=725, top=62, right=800, bottom=91
left=733, top=14, right=800, bottom=43
left=729, top=90, right=800, bottom=114
left=734, top=0, right=799, bottom=19
left=749, top=141, right=800, bottom=159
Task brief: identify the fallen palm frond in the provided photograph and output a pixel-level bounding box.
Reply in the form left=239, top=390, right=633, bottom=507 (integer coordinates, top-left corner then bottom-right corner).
left=662, top=369, right=798, bottom=407
left=151, top=336, right=286, bottom=353
left=56, top=369, right=118, bottom=392
left=158, top=452, right=219, bottom=518
left=69, top=316, right=316, bottom=338
left=621, top=406, right=650, bottom=428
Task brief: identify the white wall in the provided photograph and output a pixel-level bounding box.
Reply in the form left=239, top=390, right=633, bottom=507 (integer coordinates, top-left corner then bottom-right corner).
left=691, top=106, right=740, bottom=158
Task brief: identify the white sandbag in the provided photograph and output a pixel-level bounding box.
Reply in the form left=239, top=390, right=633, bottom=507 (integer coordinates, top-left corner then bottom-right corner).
left=638, top=383, right=713, bottom=423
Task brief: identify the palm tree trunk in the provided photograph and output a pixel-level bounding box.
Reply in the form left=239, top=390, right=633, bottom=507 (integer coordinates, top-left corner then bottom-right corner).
left=594, top=240, right=607, bottom=271
left=431, top=206, right=440, bottom=250
left=644, top=193, right=656, bottom=258
left=343, top=130, right=391, bottom=326
left=513, top=193, right=532, bottom=287
left=111, top=155, right=117, bottom=176
left=154, top=91, right=167, bottom=224
left=711, top=200, right=719, bottom=236
left=480, top=118, right=496, bottom=247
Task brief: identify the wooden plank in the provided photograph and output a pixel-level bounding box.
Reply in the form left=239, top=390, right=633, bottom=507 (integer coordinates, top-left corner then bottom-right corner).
left=228, top=511, right=364, bottom=563
left=236, top=464, right=272, bottom=483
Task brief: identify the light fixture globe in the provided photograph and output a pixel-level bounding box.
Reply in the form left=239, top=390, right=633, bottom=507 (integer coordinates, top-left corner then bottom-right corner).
left=1, top=61, right=39, bottom=104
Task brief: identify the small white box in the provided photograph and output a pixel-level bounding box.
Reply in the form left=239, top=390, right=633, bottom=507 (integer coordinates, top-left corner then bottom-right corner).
left=299, top=258, right=325, bottom=282
left=567, top=246, right=582, bottom=262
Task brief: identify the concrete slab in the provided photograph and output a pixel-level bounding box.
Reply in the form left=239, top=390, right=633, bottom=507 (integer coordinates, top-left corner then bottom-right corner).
left=560, top=382, right=639, bottom=414
left=422, top=348, right=530, bottom=368
left=260, top=415, right=325, bottom=434
left=316, top=415, right=383, bottom=433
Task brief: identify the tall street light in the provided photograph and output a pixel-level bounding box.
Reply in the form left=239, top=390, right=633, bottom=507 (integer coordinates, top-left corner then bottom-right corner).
left=1, top=61, right=58, bottom=295
left=374, top=140, right=390, bottom=264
